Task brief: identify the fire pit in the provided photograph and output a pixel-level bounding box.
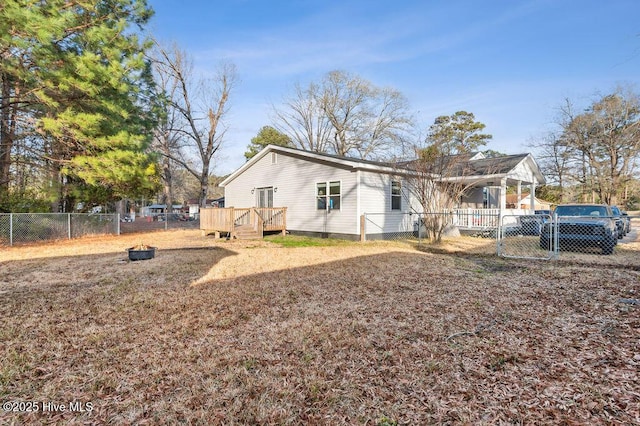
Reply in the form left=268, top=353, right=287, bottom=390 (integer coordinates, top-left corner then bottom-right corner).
left=127, top=245, right=156, bottom=261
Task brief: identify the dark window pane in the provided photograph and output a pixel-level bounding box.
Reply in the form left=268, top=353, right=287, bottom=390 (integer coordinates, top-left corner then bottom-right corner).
left=391, top=196, right=401, bottom=210
left=317, top=197, right=326, bottom=210
left=329, top=196, right=340, bottom=210
left=329, top=181, right=340, bottom=195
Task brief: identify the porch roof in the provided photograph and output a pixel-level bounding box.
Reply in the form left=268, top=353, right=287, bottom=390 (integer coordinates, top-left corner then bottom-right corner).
left=439, top=153, right=546, bottom=186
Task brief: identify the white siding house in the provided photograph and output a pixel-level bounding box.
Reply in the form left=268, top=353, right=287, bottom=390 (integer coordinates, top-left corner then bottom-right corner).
left=220, top=145, right=546, bottom=239
left=221, top=145, right=417, bottom=238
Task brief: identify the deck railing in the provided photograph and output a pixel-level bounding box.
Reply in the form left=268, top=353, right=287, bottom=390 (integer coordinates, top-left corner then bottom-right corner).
left=200, top=207, right=287, bottom=236
left=199, top=208, right=233, bottom=233
left=256, top=207, right=287, bottom=231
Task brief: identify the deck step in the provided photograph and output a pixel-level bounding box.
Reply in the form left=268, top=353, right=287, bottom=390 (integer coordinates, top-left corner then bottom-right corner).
left=234, top=224, right=262, bottom=240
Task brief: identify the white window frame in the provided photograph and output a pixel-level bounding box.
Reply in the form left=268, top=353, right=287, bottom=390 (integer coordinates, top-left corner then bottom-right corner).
left=391, top=180, right=401, bottom=211
left=316, top=180, right=341, bottom=211
left=271, top=152, right=277, bottom=165
left=256, top=186, right=274, bottom=208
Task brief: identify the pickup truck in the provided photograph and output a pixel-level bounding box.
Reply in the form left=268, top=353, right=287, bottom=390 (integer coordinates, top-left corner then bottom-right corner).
left=519, top=209, right=551, bottom=236
left=610, top=205, right=626, bottom=238
left=540, top=204, right=618, bottom=255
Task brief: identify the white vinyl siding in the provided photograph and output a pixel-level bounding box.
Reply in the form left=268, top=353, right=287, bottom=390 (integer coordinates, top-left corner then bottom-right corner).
left=224, top=151, right=358, bottom=235
left=359, top=171, right=422, bottom=234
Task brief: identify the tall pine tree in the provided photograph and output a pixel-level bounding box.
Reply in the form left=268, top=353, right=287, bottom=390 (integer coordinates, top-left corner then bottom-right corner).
left=0, top=0, right=160, bottom=211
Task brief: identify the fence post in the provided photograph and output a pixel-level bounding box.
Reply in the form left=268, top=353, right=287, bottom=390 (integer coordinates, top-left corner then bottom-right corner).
left=360, top=214, right=366, bottom=242
left=116, top=213, right=121, bottom=235
left=553, top=212, right=559, bottom=259
left=9, top=213, right=13, bottom=246
left=68, top=213, right=72, bottom=240
left=282, top=207, right=287, bottom=236
left=496, top=214, right=502, bottom=256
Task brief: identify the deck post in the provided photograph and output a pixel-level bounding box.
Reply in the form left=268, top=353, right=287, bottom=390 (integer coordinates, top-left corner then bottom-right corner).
left=226, top=208, right=233, bottom=234
left=360, top=214, right=366, bottom=242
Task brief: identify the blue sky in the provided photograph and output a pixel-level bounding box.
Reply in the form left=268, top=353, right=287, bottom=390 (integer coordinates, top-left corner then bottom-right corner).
left=146, top=0, right=640, bottom=175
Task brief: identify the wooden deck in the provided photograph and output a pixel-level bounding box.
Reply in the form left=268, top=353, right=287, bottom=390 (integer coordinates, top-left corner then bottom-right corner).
left=200, top=207, right=287, bottom=239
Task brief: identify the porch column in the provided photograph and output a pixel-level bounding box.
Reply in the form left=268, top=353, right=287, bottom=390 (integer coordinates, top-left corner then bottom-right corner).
left=500, top=177, right=507, bottom=217
left=516, top=181, right=522, bottom=209
left=530, top=180, right=536, bottom=212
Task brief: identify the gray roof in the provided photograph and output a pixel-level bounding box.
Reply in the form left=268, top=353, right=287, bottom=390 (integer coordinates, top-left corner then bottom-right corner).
left=394, top=152, right=530, bottom=177
left=221, top=144, right=544, bottom=186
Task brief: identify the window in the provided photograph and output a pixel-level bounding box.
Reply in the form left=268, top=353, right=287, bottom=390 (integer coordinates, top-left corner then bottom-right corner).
left=391, top=180, right=401, bottom=210
left=329, top=181, right=341, bottom=210
left=316, top=183, right=326, bottom=210
left=317, top=181, right=341, bottom=210
left=256, top=187, right=273, bottom=208
left=271, top=152, right=277, bottom=164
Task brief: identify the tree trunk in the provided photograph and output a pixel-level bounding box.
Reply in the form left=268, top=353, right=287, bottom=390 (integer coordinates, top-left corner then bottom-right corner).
left=0, top=76, right=16, bottom=190
left=162, top=155, right=173, bottom=214
left=199, top=159, right=210, bottom=208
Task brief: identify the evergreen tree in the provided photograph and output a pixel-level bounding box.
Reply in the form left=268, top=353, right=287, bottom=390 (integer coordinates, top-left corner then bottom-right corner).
left=244, top=126, right=293, bottom=160
left=0, top=0, right=160, bottom=211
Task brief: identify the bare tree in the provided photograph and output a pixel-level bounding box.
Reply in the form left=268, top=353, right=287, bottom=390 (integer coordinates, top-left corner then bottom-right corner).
left=402, top=112, right=493, bottom=243
left=152, top=42, right=237, bottom=207
left=559, top=87, right=640, bottom=206
left=534, top=131, right=574, bottom=203
left=272, top=82, right=332, bottom=153
left=273, top=70, right=413, bottom=160
left=403, top=149, right=486, bottom=243
left=151, top=44, right=181, bottom=211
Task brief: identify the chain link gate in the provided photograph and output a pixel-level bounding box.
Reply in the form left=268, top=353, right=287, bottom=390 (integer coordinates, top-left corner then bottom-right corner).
left=498, top=213, right=555, bottom=260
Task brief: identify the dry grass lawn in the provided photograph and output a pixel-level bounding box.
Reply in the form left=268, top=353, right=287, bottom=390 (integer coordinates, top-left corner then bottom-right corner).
left=1, top=230, right=639, bottom=425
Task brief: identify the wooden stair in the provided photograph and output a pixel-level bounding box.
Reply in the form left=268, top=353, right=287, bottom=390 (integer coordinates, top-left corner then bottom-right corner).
left=233, top=224, right=261, bottom=240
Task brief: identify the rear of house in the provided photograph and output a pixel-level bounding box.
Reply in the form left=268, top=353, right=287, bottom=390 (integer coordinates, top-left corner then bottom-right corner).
left=221, top=146, right=420, bottom=239
left=220, top=145, right=546, bottom=239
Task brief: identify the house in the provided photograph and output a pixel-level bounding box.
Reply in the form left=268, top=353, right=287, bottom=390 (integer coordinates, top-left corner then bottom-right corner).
left=140, top=203, right=184, bottom=218
left=505, top=194, right=553, bottom=211
left=186, top=198, right=225, bottom=218
left=218, top=145, right=546, bottom=239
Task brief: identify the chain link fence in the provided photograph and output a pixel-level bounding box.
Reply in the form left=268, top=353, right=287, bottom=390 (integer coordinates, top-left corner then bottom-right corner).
left=363, top=210, right=500, bottom=242
left=363, top=209, right=638, bottom=261
left=119, top=213, right=200, bottom=234
left=363, top=212, right=423, bottom=241
left=0, top=213, right=119, bottom=247
left=499, top=212, right=638, bottom=259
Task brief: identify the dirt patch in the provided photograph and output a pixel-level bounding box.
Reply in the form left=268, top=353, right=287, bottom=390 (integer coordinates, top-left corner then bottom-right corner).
left=1, top=230, right=639, bottom=424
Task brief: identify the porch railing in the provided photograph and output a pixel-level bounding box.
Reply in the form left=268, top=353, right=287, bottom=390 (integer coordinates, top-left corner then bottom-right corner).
left=452, top=208, right=535, bottom=229
left=452, top=208, right=500, bottom=229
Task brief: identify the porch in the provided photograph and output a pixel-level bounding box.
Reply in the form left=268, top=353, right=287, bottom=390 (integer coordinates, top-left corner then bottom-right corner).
left=452, top=208, right=535, bottom=230
left=200, top=207, right=287, bottom=239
